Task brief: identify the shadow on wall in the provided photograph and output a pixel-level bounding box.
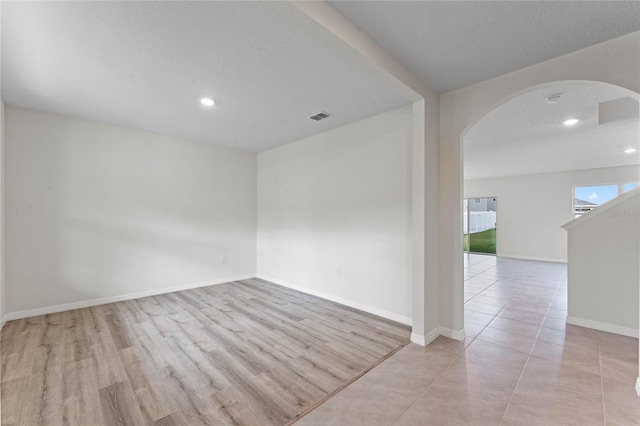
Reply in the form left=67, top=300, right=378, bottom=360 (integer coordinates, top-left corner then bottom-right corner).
left=9, top=213, right=247, bottom=313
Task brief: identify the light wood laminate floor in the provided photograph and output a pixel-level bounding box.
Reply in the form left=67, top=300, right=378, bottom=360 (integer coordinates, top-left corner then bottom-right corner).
left=0, top=278, right=410, bottom=425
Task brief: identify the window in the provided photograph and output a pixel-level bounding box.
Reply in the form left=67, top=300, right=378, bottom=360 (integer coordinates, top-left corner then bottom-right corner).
left=473, top=198, right=481, bottom=204
left=573, top=182, right=639, bottom=217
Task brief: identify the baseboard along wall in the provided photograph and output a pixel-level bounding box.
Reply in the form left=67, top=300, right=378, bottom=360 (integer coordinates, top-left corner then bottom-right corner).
left=566, top=316, right=639, bottom=338
left=4, top=274, right=256, bottom=322
left=257, top=275, right=413, bottom=326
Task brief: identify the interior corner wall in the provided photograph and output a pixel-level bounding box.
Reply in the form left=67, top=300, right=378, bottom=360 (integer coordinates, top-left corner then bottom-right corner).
left=5, top=106, right=257, bottom=316
left=464, top=165, right=640, bottom=263
left=257, top=105, right=413, bottom=324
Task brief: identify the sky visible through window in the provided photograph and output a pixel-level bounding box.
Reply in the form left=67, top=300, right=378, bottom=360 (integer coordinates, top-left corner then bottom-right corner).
left=574, top=185, right=618, bottom=205
left=623, top=182, right=639, bottom=192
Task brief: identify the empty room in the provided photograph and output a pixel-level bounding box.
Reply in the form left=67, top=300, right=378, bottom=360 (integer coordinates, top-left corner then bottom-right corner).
left=1, top=1, right=639, bottom=425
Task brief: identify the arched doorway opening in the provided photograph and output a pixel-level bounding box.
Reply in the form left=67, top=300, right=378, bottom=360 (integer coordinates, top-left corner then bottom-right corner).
left=456, top=79, right=639, bottom=398
left=441, top=79, right=640, bottom=337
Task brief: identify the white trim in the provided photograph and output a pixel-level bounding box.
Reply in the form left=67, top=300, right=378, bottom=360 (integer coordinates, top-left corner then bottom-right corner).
left=423, top=328, right=441, bottom=345
left=0, top=316, right=5, bottom=331
left=636, top=377, right=640, bottom=397
left=566, top=316, right=639, bottom=338
left=439, top=327, right=465, bottom=341
left=499, top=254, right=567, bottom=264
left=410, top=327, right=464, bottom=346
left=257, top=275, right=412, bottom=326
left=4, top=274, right=255, bottom=321
left=411, top=328, right=440, bottom=347
left=410, top=332, right=426, bottom=346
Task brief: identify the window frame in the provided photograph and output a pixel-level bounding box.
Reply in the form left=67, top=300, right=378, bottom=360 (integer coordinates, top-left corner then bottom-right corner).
left=572, top=182, right=639, bottom=217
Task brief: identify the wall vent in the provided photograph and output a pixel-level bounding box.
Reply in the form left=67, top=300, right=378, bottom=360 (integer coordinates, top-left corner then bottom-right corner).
left=309, top=111, right=332, bottom=121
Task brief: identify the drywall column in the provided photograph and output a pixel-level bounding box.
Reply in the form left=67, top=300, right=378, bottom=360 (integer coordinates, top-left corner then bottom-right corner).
left=411, top=96, right=443, bottom=344
left=0, top=0, right=4, bottom=328
left=411, top=90, right=443, bottom=344
left=410, top=101, right=426, bottom=342
left=0, top=38, right=4, bottom=328
left=0, top=100, right=4, bottom=328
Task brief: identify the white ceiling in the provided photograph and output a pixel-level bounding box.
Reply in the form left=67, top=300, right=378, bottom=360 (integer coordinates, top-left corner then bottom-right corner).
left=3, top=1, right=639, bottom=158
left=330, top=1, right=640, bottom=93
left=1, top=1, right=408, bottom=152
left=464, top=84, right=640, bottom=180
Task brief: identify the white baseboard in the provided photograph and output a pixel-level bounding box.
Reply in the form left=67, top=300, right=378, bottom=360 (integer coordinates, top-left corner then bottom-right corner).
left=0, top=315, right=5, bottom=331
left=4, top=274, right=256, bottom=322
left=424, top=328, right=441, bottom=345
left=636, top=377, right=640, bottom=397
left=257, top=275, right=412, bottom=326
left=410, top=332, right=426, bottom=346
left=500, top=254, right=567, bottom=264
left=411, top=328, right=440, bottom=346
left=439, top=327, right=465, bottom=341
left=410, top=327, right=464, bottom=347
left=566, top=316, right=639, bottom=338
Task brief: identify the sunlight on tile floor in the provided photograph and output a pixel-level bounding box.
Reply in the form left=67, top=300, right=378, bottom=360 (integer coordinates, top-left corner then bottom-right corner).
left=298, top=254, right=640, bottom=426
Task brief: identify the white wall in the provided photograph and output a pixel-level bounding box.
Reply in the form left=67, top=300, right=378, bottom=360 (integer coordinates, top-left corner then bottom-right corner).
left=5, top=106, right=257, bottom=316
left=564, top=189, right=639, bottom=337
left=265, top=1, right=440, bottom=344
left=465, top=165, right=640, bottom=262
left=257, top=106, right=412, bottom=324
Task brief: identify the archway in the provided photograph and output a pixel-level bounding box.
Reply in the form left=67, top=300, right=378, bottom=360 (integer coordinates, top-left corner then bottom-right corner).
left=459, top=80, right=638, bottom=339
left=438, top=34, right=640, bottom=396
left=462, top=81, right=639, bottom=259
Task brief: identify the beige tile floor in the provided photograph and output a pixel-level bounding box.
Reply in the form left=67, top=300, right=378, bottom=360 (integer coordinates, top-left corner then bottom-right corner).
left=297, top=254, right=640, bottom=425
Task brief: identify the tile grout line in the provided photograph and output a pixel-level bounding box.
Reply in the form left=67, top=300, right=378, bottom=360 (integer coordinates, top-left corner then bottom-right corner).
left=397, top=258, right=571, bottom=426
left=497, top=276, right=564, bottom=425
left=391, top=257, right=495, bottom=424
left=389, top=351, right=466, bottom=426
left=464, top=263, right=520, bottom=424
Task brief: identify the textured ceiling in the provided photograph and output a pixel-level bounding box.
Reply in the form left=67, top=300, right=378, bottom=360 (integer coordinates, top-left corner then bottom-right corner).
left=330, top=1, right=640, bottom=93
left=464, top=85, right=640, bottom=180
left=1, top=1, right=408, bottom=152
left=4, top=1, right=640, bottom=156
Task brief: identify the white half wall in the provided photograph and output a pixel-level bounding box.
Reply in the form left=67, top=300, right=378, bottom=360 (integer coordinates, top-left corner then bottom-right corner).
left=563, top=189, right=639, bottom=336
left=464, top=165, right=640, bottom=262
left=5, top=106, right=257, bottom=315
left=257, top=106, right=413, bottom=324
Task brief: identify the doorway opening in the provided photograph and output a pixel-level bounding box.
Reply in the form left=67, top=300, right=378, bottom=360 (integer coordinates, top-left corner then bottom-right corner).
left=463, top=197, right=497, bottom=255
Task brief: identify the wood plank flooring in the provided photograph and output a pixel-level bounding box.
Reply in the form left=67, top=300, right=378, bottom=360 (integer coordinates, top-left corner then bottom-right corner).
left=0, top=278, right=410, bottom=425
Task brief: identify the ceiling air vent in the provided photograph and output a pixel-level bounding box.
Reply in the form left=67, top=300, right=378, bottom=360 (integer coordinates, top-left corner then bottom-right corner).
left=309, top=111, right=332, bottom=121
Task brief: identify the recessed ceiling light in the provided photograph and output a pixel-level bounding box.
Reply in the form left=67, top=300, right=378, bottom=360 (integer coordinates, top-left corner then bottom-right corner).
left=624, top=148, right=637, bottom=154
left=200, top=97, right=215, bottom=107
left=562, top=118, right=580, bottom=126
left=546, top=94, right=563, bottom=104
